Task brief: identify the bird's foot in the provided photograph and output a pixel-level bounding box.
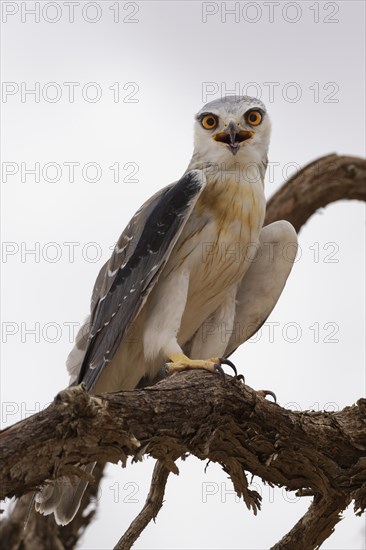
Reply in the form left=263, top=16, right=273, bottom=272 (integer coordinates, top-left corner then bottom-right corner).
left=162, top=353, right=238, bottom=378
left=256, top=389, right=277, bottom=403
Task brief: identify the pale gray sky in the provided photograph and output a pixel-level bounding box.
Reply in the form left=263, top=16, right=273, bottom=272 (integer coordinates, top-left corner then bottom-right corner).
left=1, top=1, right=365, bottom=548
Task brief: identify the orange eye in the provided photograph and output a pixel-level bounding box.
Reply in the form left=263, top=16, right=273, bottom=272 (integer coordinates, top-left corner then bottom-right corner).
left=246, top=110, right=262, bottom=126
left=201, top=114, right=218, bottom=130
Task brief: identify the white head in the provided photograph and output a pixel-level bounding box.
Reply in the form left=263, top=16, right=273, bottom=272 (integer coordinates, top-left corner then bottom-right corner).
left=189, top=96, right=271, bottom=172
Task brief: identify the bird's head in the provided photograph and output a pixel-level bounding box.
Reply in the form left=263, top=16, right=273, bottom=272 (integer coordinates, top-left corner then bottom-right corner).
left=192, top=95, right=271, bottom=169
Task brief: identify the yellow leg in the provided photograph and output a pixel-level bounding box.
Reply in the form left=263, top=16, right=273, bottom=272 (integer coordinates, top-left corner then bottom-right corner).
left=164, top=353, right=238, bottom=377
left=164, top=354, right=273, bottom=399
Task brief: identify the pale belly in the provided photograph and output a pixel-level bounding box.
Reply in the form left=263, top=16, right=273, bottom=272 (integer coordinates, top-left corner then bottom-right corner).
left=162, top=177, right=266, bottom=344
left=175, top=221, right=263, bottom=344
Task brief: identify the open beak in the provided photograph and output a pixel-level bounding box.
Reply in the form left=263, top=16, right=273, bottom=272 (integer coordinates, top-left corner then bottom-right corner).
left=213, top=122, right=253, bottom=155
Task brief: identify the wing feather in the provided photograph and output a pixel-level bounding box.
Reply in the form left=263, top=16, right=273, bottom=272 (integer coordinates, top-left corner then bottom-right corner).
left=224, top=221, right=298, bottom=357
left=77, top=170, right=205, bottom=391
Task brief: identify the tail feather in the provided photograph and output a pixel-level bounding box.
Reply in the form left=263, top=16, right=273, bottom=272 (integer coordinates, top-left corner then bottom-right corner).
left=35, top=462, right=96, bottom=526
left=34, top=317, right=96, bottom=526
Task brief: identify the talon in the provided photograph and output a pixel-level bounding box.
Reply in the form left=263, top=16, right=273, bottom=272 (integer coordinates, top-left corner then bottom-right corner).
left=214, top=363, right=225, bottom=378
left=162, top=353, right=239, bottom=379
left=235, top=374, right=245, bottom=383
left=257, top=389, right=277, bottom=403
left=219, top=358, right=237, bottom=376
left=160, top=364, right=170, bottom=378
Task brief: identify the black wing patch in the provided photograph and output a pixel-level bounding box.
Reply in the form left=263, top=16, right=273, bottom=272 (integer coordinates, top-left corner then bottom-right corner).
left=77, top=171, right=204, bottom=391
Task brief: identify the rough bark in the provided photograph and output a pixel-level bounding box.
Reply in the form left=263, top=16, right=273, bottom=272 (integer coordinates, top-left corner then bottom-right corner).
left=1, top=153, right=365, bottom=550
left=1, top=378, right=366, bottom=549
left=264, top=153, right=366, bottom=229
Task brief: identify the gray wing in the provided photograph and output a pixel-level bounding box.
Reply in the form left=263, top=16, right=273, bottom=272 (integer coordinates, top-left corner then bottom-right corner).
left=76, top=170, right=205, bottom=391
left=181, top=221, right=297, bottom=360
left=224, top=220, right=298, bottom=357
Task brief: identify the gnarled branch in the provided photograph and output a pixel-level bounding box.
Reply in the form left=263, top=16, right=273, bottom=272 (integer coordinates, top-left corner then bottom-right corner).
left=264, top=153, right=366, bottom=230
left=1, top=376, right=366, bottom=549
left=114, top=460, right=172, bottom=550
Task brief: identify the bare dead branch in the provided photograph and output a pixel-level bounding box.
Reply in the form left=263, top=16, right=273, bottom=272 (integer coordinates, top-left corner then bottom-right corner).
left=271, top=493, right=350, bottom=550
left=113, top=460, right=172, bottom=550
left=1, top=375, right=365, bottom=550
left=265, top=153, right=366, bottom=231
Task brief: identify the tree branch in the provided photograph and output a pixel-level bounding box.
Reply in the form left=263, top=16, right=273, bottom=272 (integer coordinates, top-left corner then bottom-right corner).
left=1, top=376, right=366, bottom=548
left=271, top=493, right=350, bottom=550
left=113, top=460, right=172, bottom=550
left=265, top=153, right=366, bottom=231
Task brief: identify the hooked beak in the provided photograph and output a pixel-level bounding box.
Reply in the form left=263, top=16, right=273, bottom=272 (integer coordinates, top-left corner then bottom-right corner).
left=213, top=122, right=253, bottom=155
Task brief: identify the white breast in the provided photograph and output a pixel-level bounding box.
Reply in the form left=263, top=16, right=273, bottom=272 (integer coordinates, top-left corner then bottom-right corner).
left=163, top=174, right=266, bottom=342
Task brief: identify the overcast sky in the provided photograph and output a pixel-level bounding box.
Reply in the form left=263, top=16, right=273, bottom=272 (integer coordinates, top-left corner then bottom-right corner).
left=1, top=1, right=365, bottom=548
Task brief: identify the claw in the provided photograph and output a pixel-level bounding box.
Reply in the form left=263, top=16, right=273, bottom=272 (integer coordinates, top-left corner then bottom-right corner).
left=160, top=364, right=170, bottom=378
left=214, top=363, right=225, bottom=378
left=161, top=355, right=240, bottom=381
left=257, top=389, right=277, bottom=403
left=235, top=374, right=245, bottom=384
left=219, top=358, right=238, bottom=376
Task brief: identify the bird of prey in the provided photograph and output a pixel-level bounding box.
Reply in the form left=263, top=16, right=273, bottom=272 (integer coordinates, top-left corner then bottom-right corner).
left=35, top=95, right=298, bottom=525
